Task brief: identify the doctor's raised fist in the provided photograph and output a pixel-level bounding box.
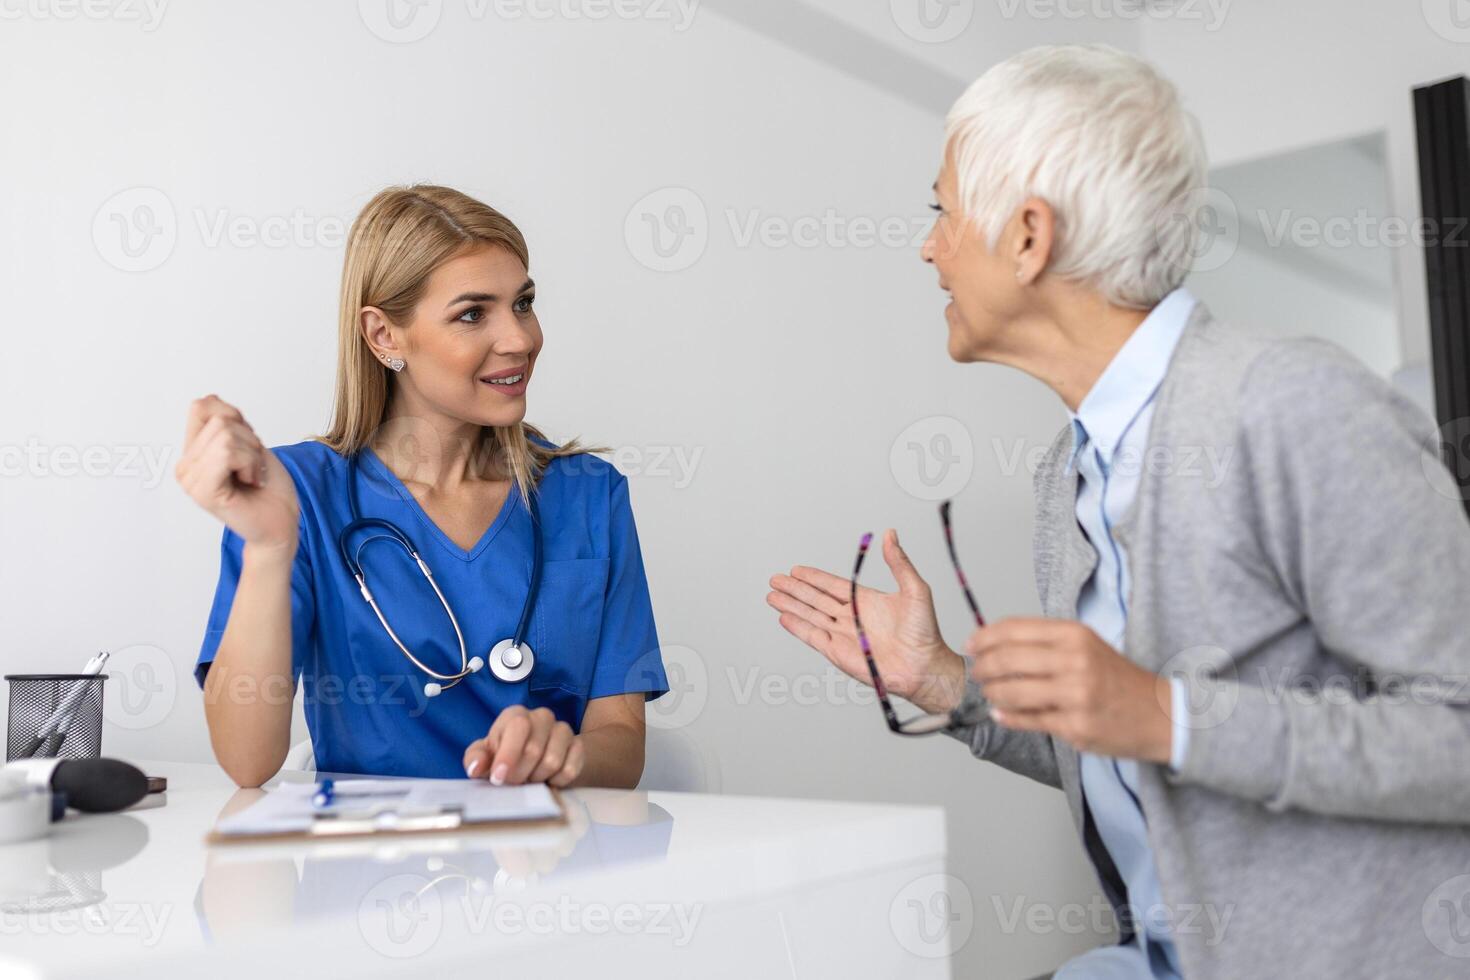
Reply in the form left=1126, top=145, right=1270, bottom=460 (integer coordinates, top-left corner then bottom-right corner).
left=175, top=394, right=300, bottom=553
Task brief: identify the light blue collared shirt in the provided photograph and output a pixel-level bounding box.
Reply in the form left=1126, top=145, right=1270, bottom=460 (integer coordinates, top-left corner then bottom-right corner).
left=1058, top=287, right=1196, bottom=980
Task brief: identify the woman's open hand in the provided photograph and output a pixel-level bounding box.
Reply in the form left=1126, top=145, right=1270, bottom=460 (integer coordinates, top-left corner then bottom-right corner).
left=464, top=705, right=584, bottom=787
left=767, top=529, right=966, bottom=714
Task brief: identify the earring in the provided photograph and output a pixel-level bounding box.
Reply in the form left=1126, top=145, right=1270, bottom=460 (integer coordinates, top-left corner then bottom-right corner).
left=1015, top=267, right=1025, bottom=281
left=383, top=355, right=404, bottom=373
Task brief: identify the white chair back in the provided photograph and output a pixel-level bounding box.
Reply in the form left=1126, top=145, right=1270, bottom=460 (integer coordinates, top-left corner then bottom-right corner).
left=282, top=739, right=316, bottom=773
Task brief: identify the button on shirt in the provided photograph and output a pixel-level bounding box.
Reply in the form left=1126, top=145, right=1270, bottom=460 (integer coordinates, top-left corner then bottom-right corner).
left=1059, top=288, right=1196, bottom=980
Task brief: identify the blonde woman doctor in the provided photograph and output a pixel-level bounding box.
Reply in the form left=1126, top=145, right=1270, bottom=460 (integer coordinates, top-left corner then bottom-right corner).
left=176, top=185, right=667, bottom=789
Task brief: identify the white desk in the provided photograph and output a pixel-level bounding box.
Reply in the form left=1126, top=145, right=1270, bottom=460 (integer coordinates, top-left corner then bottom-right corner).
left=0, top=761, right=952, bottom=979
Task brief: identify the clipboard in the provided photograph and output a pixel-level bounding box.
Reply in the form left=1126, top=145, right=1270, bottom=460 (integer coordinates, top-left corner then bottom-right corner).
left=205, top=778, right=568, bottom=845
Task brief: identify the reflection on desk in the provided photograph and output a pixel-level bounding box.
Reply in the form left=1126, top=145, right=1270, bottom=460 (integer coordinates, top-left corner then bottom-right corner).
left=0, top=814, right=150, bottom=917
left=195, top=785, right=676, bottom=942
left=0, top=760, right=949, bottom=979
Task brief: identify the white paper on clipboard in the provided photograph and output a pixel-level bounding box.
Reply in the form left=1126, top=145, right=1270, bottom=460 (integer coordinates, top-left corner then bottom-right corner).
left=212, top=778, right=562, bottom=839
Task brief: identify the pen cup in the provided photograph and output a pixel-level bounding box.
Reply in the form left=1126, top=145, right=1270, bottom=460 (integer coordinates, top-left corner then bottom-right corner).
left=4, top=674, right=109, bottom=762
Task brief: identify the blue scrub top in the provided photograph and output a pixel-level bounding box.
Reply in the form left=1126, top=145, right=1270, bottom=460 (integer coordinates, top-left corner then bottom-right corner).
left=194, top=439, right=669, bottom=778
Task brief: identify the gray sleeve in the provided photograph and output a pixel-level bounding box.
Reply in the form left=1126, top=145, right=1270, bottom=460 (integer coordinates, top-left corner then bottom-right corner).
left=1169, top=340, right=1470, bottom=823
left=945, top=675, right=1062, bottom=788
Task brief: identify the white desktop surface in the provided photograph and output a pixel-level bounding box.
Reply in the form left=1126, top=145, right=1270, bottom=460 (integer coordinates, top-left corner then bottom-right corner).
left=0, top=760, right=950, bottom=979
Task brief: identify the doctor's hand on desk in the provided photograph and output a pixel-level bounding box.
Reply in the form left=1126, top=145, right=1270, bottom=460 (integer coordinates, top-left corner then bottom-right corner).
left=463, top=706, right=585, bottom=787
left=176, top=394, right=300, bottom=555
left=767, top=529, right=968, bottom=715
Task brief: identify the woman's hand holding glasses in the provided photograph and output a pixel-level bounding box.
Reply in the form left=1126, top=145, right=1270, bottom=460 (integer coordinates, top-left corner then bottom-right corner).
left=767, top=528, right=967, bottom=718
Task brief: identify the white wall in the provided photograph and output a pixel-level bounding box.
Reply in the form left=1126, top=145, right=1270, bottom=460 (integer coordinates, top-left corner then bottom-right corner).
left=1187, top=134, right=1403, bottom=382
left=1141, top=0, right=1470, bottom=368
left=1190, top=243, right=1399, bottom=374
left=0, top=3, right=1142, bottom=977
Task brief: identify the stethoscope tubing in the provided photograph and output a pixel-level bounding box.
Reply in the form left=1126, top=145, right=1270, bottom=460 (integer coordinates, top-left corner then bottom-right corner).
left=336, top=450, right=541, bottom=692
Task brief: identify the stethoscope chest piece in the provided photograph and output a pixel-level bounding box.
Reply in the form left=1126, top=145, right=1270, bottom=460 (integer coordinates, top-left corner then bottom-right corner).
left=340, top=451, right=544, bottom=702
left=488, top=638, right=535, bottom=684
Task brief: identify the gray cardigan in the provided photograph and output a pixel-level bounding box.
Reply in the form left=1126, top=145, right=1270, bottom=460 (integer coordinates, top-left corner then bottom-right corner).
left=948, top=302, right=1470, bottom=978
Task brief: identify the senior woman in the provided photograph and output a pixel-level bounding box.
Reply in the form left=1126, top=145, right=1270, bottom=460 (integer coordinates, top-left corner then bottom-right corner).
left=767, top=45, right=1470, bottom=979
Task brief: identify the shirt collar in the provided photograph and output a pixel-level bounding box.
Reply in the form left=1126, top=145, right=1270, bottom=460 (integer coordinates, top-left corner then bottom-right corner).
left=1066, top=287, right=1197, bottom=470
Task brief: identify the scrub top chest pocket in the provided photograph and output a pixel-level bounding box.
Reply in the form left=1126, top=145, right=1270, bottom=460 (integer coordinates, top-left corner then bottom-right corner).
left=531, top=557, right=610, bottom=727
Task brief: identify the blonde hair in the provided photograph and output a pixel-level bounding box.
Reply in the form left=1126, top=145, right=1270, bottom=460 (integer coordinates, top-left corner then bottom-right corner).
left=318, top=184, right=590, bottom=502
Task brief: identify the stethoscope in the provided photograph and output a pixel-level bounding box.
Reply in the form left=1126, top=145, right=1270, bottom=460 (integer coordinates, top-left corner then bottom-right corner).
left=335, top=451, right=541, bottom=699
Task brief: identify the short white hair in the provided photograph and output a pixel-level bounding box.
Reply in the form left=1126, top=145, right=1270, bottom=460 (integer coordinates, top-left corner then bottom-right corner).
left=944, top=44, right=1207, bottom=309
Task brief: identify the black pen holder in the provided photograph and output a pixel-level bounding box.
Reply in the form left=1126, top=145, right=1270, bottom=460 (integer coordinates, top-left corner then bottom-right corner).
left=4, top=674, right=108, bottom=762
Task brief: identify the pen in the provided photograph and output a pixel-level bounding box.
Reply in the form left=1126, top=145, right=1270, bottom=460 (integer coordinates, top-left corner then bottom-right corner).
left=309, top=780, right=408, bottom=809
left=312, top=778, right=335, bottom=808
left=18, top=651, right=111, bottom=759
